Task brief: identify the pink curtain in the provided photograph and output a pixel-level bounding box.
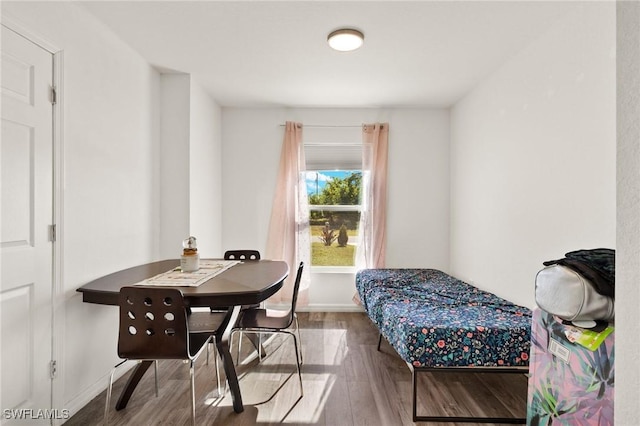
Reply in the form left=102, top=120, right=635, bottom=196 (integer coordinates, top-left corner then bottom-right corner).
left=265, top=122, right=311, bottom=305
left=357, top=123, right=389, bottom=270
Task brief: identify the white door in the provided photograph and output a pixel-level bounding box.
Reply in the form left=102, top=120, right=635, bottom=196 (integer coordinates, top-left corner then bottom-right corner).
left=1, top=25, right=54, bottom=422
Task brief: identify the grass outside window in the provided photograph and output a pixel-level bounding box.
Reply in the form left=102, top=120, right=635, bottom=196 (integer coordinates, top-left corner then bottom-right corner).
left=310, top=225, right=358, bottom=266
left=311, top=242, right=356, bottom=266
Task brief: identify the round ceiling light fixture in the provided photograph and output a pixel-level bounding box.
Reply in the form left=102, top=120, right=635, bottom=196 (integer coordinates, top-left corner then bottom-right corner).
left=327, top=28, right=364, bottom=52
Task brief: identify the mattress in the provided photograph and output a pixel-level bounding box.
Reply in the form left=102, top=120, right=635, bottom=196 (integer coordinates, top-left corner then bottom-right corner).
left=356, top=268, right=532, bottom=367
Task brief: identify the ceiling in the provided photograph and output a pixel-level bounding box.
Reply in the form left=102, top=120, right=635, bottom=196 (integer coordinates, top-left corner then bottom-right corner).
left=79, top=1, right=576, bottom=108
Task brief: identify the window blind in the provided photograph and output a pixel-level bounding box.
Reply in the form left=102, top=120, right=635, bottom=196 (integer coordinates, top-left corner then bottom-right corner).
left=303, top=126, right=362, bottom=171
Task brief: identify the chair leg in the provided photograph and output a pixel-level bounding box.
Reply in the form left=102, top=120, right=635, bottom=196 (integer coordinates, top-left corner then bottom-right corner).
left=104, top=360, right=127, bottom=426
left=229, top=330, right=237, bottom=365
left=154, top=360, right=159, bottom=397
left=189, top=360, right=196, bottom=426
left=203, top=336, right=222, bottom=394
left=202, top=335, right=222, bottom=396
left=290, top=332, right=304, bottom=397
left=214, top=339, right=222, bottom=394
left=104, top=369, right=116, bottom=425
left=236, top=331, right=243, bottom=365
left=294, top=315, right=303, bottom=365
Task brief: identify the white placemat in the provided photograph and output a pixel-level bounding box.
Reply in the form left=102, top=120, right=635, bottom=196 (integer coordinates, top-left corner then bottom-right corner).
left=135, top=259, right=241, bottom=287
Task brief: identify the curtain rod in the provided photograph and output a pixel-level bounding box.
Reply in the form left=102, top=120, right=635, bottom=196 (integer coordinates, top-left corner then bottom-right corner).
left=304, top=142, right=362, bottom=146
left=279, top=124, right=362, bottom=128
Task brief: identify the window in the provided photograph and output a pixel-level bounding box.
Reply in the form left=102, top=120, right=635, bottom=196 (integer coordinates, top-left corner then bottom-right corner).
left=306, top=170, right=362, bottom=267
left=304, top=127, right=363, bottom=269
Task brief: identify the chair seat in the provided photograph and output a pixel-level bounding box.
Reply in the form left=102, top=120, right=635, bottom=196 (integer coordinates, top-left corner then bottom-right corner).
left=238, top=308, right=294, bottom=331
left=188, top=311, right=227, bottom=334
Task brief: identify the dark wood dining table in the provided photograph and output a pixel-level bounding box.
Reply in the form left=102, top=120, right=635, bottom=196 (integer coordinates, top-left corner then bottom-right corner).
left=76, top=258, right=289, bottom=414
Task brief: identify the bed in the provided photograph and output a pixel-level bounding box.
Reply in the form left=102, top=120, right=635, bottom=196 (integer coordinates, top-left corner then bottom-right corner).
left=356, top=268, right=532, bottom=423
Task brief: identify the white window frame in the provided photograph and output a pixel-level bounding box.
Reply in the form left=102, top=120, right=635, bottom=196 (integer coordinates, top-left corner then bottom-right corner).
left=308, top=186, right=362, bottom=273
left=303, top=125, right=363, bottom=273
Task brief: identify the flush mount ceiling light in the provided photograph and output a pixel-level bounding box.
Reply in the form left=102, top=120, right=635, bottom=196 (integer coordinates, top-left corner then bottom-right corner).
left=327, top=28, right=364, bottom=52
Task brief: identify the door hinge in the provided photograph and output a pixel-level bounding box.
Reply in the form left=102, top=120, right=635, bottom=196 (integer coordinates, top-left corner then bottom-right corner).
left=50, top=86, right=57, bottom=105
left=49, top=224, right=56, bottom=242
left=50, top=360, right=57, bottom=379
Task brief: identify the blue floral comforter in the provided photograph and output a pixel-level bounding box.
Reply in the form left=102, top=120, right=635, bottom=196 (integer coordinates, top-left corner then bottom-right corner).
left=356, top=269, right=532, bottom=368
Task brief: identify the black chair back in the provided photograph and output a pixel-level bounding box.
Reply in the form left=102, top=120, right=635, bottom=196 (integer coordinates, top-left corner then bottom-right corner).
left=286, top=262, right=304, bottom=328
left=224, top=250, right=261, bottom=261
left=118, top=286, right=190, bottom=360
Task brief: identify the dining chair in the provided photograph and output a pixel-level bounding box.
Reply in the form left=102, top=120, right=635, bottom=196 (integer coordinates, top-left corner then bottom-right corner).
left=224, top=250, right=261, bottom=261
left=231, top=262, right=305, bottom=397
left=105, top=286, right=215, bottom=426
left=223, top=250, right=262, bottom=310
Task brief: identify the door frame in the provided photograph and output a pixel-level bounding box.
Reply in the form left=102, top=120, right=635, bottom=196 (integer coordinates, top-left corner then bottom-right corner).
left=1, top=15, right=65, bottom=423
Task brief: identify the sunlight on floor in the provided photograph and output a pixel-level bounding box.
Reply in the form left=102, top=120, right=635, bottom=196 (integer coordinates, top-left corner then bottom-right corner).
left=256, top=373, right=336, bottom=424
left=207, top=327, right=351, bottom=423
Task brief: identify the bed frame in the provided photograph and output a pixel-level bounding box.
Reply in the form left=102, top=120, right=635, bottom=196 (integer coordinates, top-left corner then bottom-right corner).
left=357, top=269, right=532, bottom=423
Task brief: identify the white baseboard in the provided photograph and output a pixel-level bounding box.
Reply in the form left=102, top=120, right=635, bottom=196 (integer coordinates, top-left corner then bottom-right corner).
left=61, top=361, right=136, bottom=424
left=299, top=304, right=365, bottom=312
left=265, top=303, right=365, bottom=312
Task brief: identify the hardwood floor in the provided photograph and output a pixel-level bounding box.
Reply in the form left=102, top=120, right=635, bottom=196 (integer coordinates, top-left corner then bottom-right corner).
left=66, top=312, right=527, bottom=425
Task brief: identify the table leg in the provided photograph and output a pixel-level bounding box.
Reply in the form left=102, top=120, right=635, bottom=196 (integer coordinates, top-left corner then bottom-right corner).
left=115, top=360, right=153, bottom=410
left=216, top=305, right=243, bottom=413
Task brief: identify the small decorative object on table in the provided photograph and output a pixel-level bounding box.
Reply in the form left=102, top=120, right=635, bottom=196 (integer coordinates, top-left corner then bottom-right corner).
left=181, top=236, right=200, bottom=272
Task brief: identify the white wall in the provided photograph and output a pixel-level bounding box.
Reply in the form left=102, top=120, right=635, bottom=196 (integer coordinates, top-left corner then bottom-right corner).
left=160, top=74, right=190, bottom=259
left=189, top=78, right=223, bottom=258
left=616, top=2, right=640, bottom=424
left=1, top=1, right=223, bottom=417
left=2, top=0, right=163, bottom=414
left=450, top=3, right=616, bottom=308
left=221, top=107, right=450, bottom=309
left=158, top=74, right=223, bottom=259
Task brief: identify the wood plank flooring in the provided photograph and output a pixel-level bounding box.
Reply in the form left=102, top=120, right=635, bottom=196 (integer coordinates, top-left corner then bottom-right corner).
left=66, top=312, right=527, bottom=425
